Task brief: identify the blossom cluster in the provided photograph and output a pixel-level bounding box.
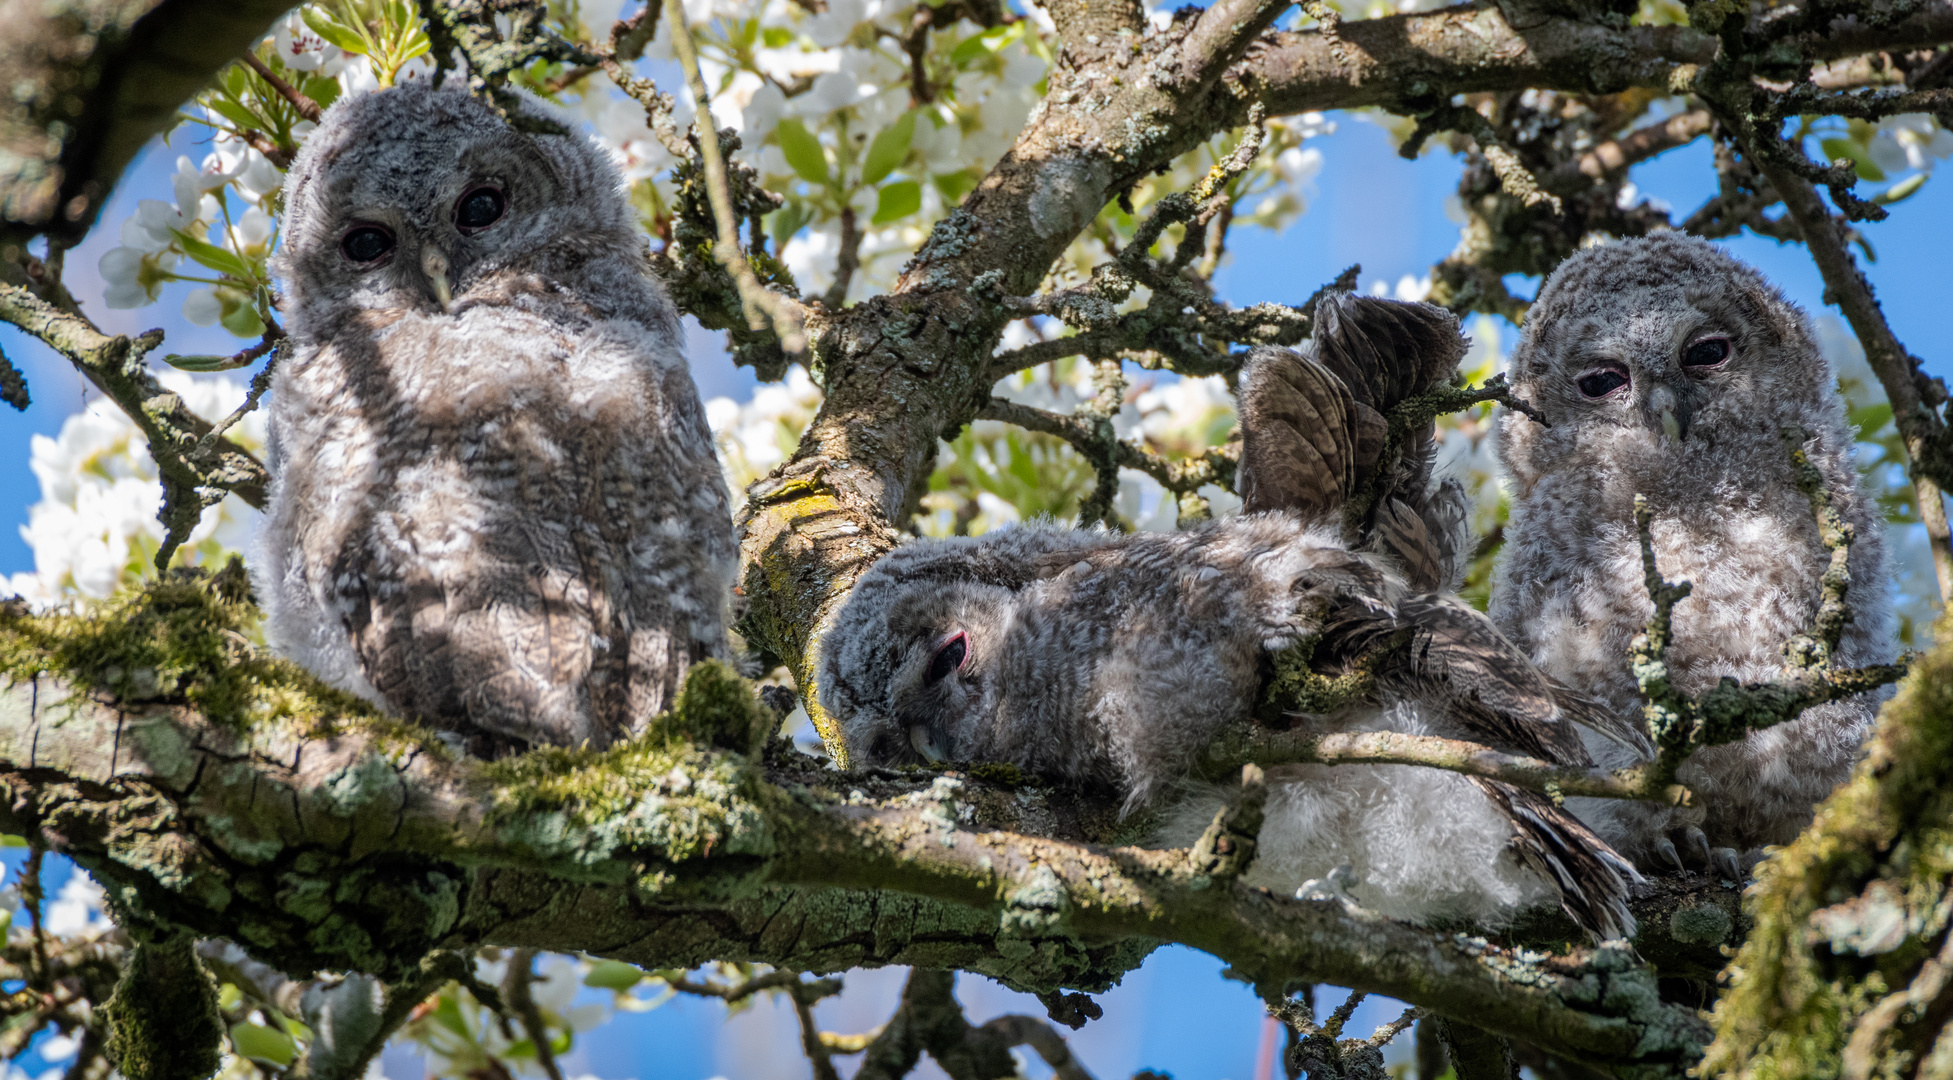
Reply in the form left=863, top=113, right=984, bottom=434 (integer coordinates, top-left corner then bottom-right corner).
left=6, top=370, right=266, bottom=605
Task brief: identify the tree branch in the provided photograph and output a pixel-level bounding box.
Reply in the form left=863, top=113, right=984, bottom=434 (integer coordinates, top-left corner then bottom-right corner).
left=664, top=5, right=808, bottom=353
left=0, top=282, right=268, bottom=509
left=0, top=666, right=1713, bottom=1075
left=1751, top=161, right=1953, bottom=602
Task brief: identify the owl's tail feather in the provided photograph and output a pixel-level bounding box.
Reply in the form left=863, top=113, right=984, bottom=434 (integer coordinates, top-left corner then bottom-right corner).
left=1476, top=778, right=1643, bottom=941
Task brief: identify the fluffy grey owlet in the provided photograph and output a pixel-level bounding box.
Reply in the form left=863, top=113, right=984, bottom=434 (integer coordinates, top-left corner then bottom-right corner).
left=822, top=296, right=1644, bottom=938
left=1490, top=233, right=1895, bottom=876
left=255, top=81, right=736, bottom=751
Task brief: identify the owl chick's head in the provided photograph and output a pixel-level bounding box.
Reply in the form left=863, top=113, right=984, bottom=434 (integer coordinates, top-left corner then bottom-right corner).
left=276, top=79, right=635, bottom=336
left=819, top=525, right=1115, bottom=769
left=1502, top=233, right=1830, bottom=490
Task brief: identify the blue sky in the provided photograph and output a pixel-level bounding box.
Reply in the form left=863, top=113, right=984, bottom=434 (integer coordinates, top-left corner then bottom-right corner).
left=4, top=107, right=1951, bottom=1079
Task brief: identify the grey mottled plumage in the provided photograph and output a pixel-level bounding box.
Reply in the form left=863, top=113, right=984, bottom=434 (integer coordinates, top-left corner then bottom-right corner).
left=1490, top=233, right=1895, bottom=873
left=822, top=297, right=1641, bottom=938
left=255, top=81, right=735, bottom=750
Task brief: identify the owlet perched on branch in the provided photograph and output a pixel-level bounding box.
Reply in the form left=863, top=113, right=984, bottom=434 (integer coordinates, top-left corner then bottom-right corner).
left=1491, top=233, right=1895, bottom=876
left=255, top=82, right=736, bottom=751
left=822, top=296, right=1643, bottom=938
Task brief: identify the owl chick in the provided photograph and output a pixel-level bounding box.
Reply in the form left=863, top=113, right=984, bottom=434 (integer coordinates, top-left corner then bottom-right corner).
left=821, top=297, right=1642, bottom=938
left=1490, top=233, right=1895, bottom=875
left=255, top=81, right=736, bottom=751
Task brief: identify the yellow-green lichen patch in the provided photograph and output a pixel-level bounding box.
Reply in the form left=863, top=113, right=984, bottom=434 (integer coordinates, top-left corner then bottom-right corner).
left=0, top=563, right=419, bottom=746
left=1705, top=616, right=1953, bottom=1080
left=482, top=661, right=778, bottom=872
left=1259, top=633, right=1386, bottom=718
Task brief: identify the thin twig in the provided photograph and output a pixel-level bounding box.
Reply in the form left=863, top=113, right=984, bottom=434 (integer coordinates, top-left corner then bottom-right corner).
left=0, top=283, right=268, bottom=509
left=20, top=845, right=49, bottom=992
left=1405, top=105, right=1562, bottom=214
left=786, top=980, right=847, bottom=1080
left=0, top=341, right=28, bottom=410
left=978, top=396, right=1240, bottom=519
left=503, top=949, right=566, bottom=1080
left=1367, top=1006, right=1425, bottom=1048
left=1754, top=160, right=1953, bottom=602
left=822, top=206, right=861, bottom=311
left=1547, top=109, right=1714, bottom=190
left=667, top=967, right=815, bottom=1002
left=664, top=4, right=808, bottom=353
left=1195, top=723, right=1689, bottom=803
left=238, top=52, right=324, bottom=122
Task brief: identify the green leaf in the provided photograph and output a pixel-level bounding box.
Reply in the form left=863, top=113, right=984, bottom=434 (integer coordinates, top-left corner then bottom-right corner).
left=1819, top=137, right=1884, bottom=182
left=303, top=7, right=371, bottom=55
left=932, top=169, right=975, bottom=204
left=0, top=833, right=26, bottom=846
left=163, top=353, right=255, bottom=372
left=950, top=23, right=1015, bottom=66
left=172, top=230, right=258, bottom=282
left=222, top=300, right=267, bottom=339
left=1875, top=172, right=1928, bottom=205
left=872, top=180, right=921, bottom=224
left=762, top=26, right=795, bottom=47
left=861, top=111, right=916, bottom=185
left=304, top=75, right=343, bottom=110
left=766, top=201, right=812, bottom=249
left=1851, top=402, right=1894, bottom=433
left=775, top=118, right=831, bottom=186
left=204, top=97, right=263, bottom=132
left=230, top=1022, right=296, bottom=1067
left=585, top=959, right=646, bottom=991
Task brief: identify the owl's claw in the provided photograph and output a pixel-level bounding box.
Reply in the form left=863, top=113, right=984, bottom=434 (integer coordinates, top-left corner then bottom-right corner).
left=1712, top=847, right=1742, bottom=881
left=1682, top=826, right=1713, bottom=868
left=1655, top=836, right=1685, bottom=874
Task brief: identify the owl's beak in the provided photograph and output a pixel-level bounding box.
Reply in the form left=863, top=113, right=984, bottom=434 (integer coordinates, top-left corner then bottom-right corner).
left=907, top=723, right=947, bottom=763
left=421, top=248, right=453, bottom=310
left=1645, top=384, right=1691, bottom=443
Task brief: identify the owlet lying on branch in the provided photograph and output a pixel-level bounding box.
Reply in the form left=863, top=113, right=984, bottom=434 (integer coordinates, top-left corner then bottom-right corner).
left=255, top=82, right=736, bottom=751
left=822, top=296, right=1644, bottom=939
left=1491, top=233, right=1895, bottom=877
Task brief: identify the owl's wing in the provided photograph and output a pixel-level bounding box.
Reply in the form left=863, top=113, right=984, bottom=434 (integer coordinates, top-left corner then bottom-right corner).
left=1315, top=591, right=1593, bottom=765
left=1310, top=293, right=1467, bottom=411
left=1237, top=345, right=1360, bottom=518
left=1475, top=778, right=1642, bottom=940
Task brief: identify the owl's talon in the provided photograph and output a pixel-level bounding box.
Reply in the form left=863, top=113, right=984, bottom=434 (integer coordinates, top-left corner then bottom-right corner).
left=1712, top=847, right=1741, bottom=881
left=1682, top=826, right=1712, bottom=868
left=1654, top=837, right=1685, bottom=874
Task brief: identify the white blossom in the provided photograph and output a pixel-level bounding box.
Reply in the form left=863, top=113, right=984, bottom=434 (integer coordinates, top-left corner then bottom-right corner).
left=1871, top=114, right=1953, bottom=174
left=8, top=370, right=267, bottom=605
left=273, top=11, right=354, bottom=75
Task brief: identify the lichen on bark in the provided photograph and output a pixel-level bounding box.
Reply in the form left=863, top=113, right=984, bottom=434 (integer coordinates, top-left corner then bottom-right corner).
left=1705, top=618, right=1953, bottom=1079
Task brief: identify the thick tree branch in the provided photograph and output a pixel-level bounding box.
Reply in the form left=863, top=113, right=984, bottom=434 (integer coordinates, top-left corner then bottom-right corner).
left=0, top=670, right=1714, bottom=1075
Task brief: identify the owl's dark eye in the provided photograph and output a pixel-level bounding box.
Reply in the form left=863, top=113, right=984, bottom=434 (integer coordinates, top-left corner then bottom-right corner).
left=1684, top=337, right=1730, bottom=369
left=1576, top=369, right=1630, bottom=398
left=340, top=226, right=394, bottom=264
left=455, top=186, right=506, bottom=231
left=926, top=631, right=969, bottom=684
